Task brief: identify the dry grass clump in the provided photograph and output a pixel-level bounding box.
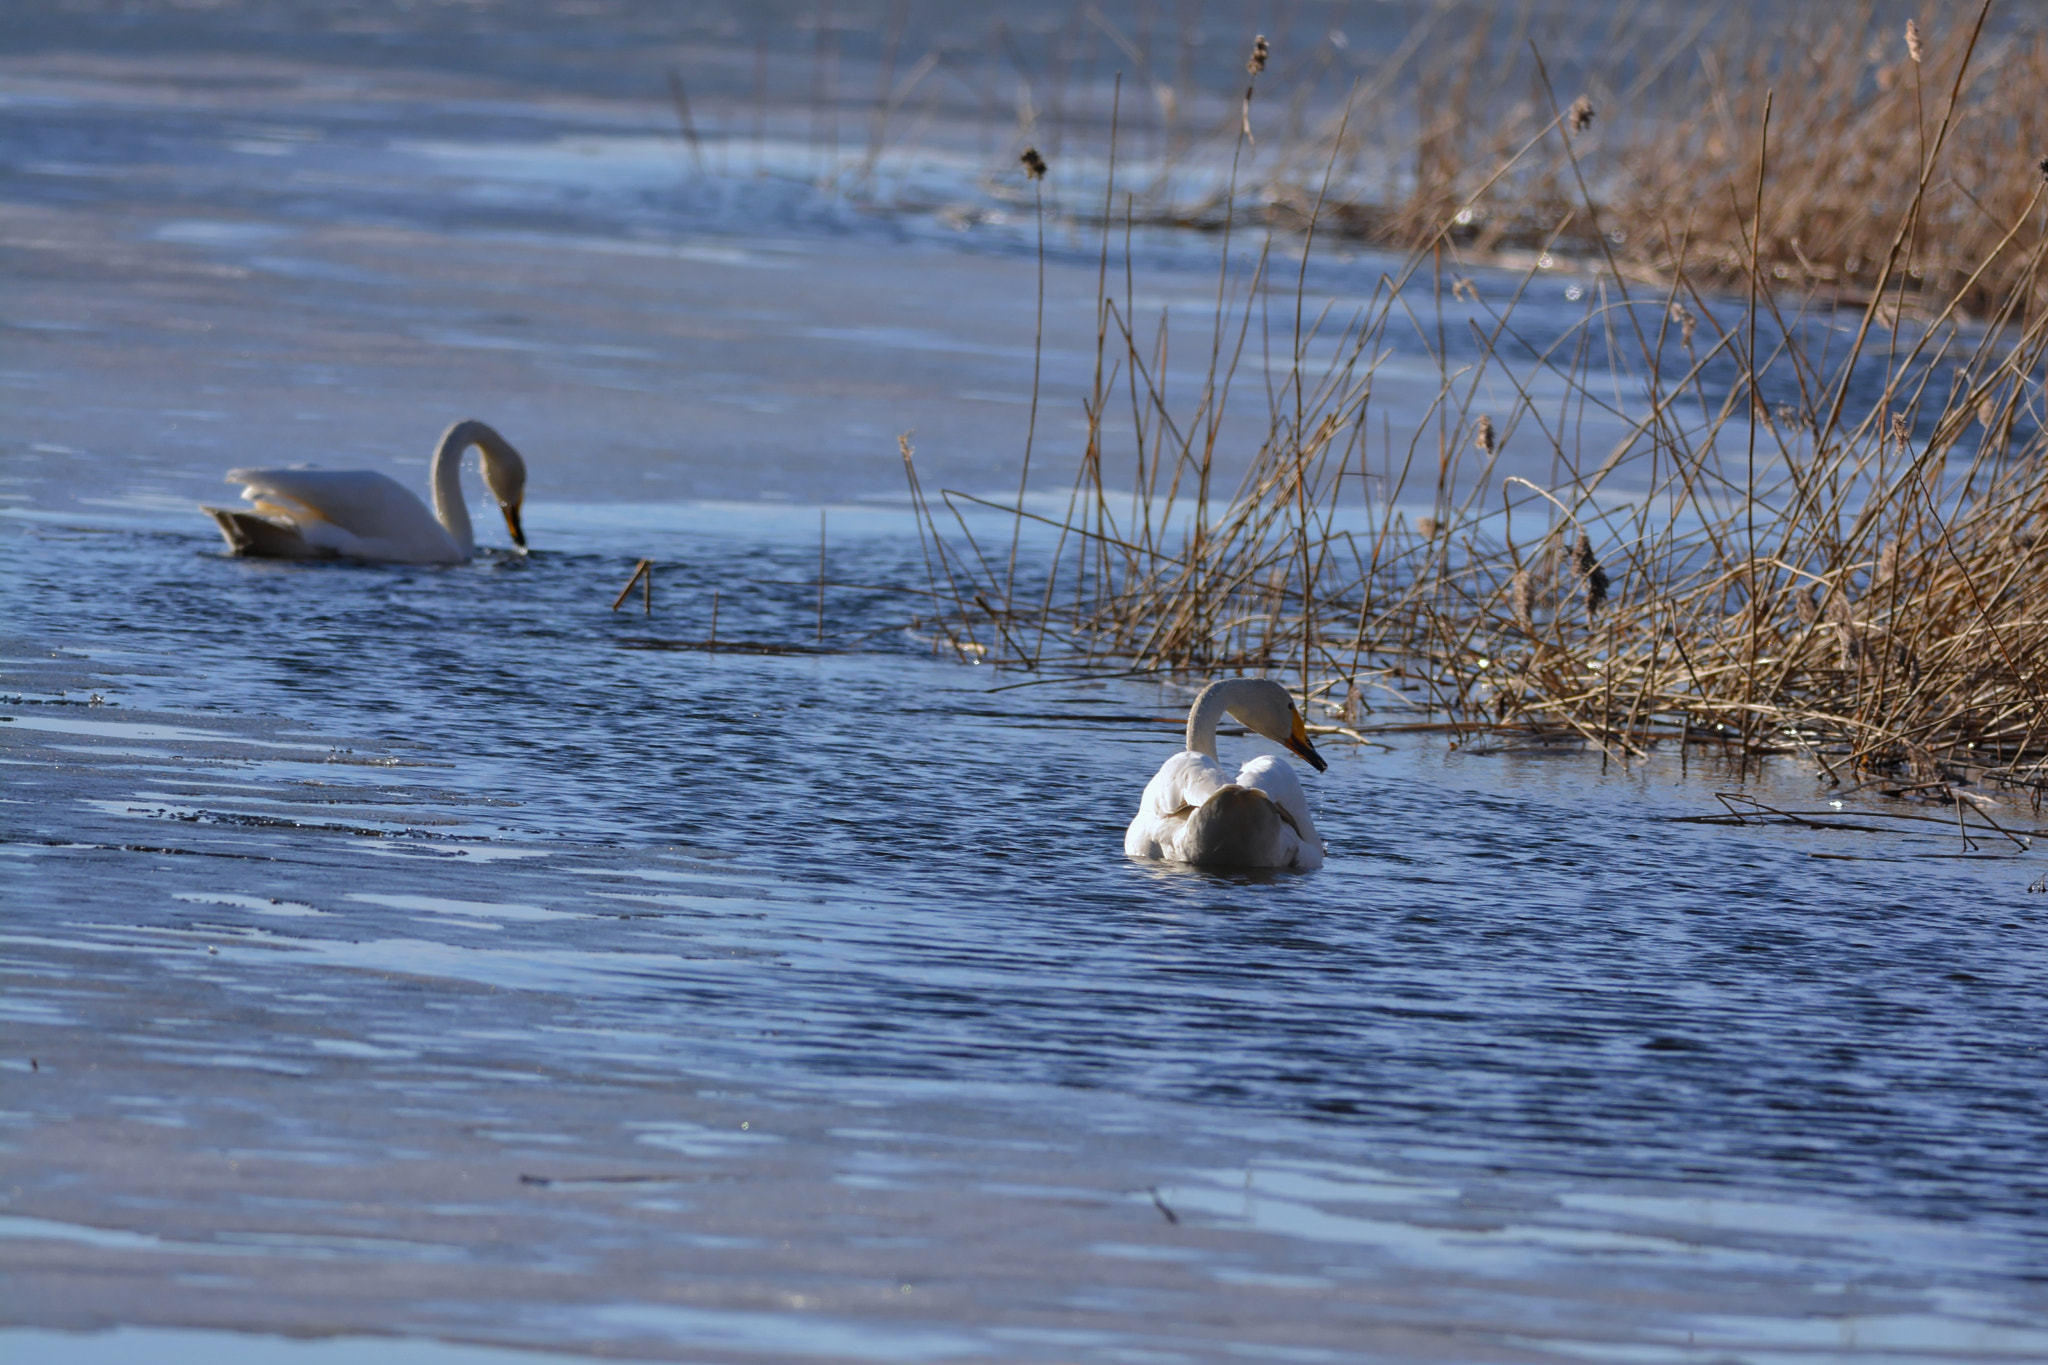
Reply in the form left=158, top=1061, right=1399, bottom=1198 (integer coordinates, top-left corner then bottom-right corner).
left=902, top=0, right=2048, bottom=802
left=1234, top=0, right=2048, bottom=319
left=673, top=1, right=2042, bottom=321
left=1600, top=2, right=2047, bottom=315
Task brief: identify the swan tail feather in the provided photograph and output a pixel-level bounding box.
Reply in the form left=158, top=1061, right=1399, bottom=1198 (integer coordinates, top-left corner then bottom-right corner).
left=202, top=506, right=327, bottom=559
left=1180, top=785, right=1293, bottom=868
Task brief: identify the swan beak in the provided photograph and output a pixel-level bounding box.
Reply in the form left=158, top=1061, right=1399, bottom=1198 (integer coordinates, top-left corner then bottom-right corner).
left=501, top=500, right=527, bottom=550
left=1285, top=712, right=1328, bottom=773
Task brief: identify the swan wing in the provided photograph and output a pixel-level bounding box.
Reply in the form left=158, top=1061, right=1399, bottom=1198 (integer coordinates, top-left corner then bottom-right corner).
left=202, top=506, right=328, bottom=559
left=225, top=468, right=461, bottom=563
left=1177, top=785, right=1299, bottom=868
left=1238, top=755, right=1324, bottom=869
left=1125, top=751, right=1229, bottom=859
left=1237, top=755, right=1317, bottom=837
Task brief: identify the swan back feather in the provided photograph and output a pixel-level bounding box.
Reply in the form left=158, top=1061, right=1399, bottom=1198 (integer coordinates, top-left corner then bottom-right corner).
left=225, top=467, right=461, bottom=563
left=1236, top=755, right=1312, bottom=834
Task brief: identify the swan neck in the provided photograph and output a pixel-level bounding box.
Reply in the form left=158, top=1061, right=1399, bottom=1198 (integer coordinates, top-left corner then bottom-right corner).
left=1185, top=680, right=1244, bottom=760
left=430, top=422, right=480, bottom=554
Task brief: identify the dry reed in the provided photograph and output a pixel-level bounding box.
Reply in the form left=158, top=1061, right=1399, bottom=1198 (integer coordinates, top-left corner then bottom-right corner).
left=1241, top=0, right=2048, bottom=319
left=677, top=2, right=2044, bottom=320
left=898, top=1, right=2048, bottom=805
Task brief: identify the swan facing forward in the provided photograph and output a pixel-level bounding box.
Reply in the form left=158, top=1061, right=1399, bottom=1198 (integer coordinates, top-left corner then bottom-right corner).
left=1126, top=678, right=1328, bottom=871
left=201, top=419, right=528, bottom=564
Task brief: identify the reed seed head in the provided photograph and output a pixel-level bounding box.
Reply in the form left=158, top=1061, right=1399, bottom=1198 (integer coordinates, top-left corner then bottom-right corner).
left=1895, top=642, right=1922, bottom=689
left=1837, top=620, right=1864, bottom=669
left=1875, top=541, right=1898, bottom=585
left=1571, top=532, right=1609, bottom=617
left=1416, top=515, right=1441, bottom=539
left=1020, top=147, right=1047, bottom=180
left=1248, top=35, right=1269, bottom=76
left=1510, top=571, right=1536, bottom=634
left=1568, top=96, right=1596, bottom=135
left=1474, top=414, right=1498, bottom=456
left=1670, top=302, right=1696, bottom=346
left=1905, top=20, right=1924, bottom=64
left=1889, top=410, right=1911, bottom=451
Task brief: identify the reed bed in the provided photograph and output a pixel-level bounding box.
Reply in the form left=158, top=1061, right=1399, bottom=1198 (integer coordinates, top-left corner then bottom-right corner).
left=1226, top=0, right=2048, bottom=317
left=899, top=2, right=2048, bottom=802
left=683, top=1, right=2045, bottom=320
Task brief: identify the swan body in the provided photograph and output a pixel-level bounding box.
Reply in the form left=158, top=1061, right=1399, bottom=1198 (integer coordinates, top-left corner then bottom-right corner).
left=201, top=419, right=528, bottom=564
left=1125, top=678, right=1328, bottom=871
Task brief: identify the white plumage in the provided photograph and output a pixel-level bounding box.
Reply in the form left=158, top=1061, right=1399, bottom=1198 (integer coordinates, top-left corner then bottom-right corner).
left=201, top=419, right=528, bottom=564
left=1125, top=679, right=1328, bottom=871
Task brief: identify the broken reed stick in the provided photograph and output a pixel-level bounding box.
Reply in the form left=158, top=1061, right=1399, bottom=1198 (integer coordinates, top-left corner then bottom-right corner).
left=818, top=509, right=827, bottom=643
left=666, top=66, right=704, bottom=174
left=611, top=559, right=654, bottom=615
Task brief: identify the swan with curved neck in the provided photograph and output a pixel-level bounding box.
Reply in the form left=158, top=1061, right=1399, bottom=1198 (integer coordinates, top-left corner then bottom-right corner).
left=1125, top=678, right=1328, bottom=870
left=201, top=419, right=528, bottom=564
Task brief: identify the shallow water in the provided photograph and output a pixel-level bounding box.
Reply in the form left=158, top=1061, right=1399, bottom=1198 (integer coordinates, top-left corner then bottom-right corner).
left=5, top=8, right=2048, bottom=1363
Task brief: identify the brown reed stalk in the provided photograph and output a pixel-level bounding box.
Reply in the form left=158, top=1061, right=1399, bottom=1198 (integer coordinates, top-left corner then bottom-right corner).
left=1004, top=146, right=1049, bottom=611
left=895, top=1, right=2045, bottom=787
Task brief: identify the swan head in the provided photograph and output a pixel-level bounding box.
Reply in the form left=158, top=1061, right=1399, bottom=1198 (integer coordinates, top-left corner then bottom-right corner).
left=476, top=435, right=528, bottom=550
left=1225, top=679, right=1327, bottom=773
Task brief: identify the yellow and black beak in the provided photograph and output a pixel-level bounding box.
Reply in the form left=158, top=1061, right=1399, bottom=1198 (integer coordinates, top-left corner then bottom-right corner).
left=500, top=499, right=527, bottom=550
left=1285, top=709, right=1328, bottom=772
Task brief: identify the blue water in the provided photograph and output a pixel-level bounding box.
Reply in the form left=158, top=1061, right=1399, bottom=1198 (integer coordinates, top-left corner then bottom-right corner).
left=6, top=509, right=2045, bottom=1361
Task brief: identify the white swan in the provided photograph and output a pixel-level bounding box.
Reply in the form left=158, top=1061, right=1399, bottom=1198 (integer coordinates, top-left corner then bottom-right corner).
left=200, top=419, right=528, bottom=564
left=1125, top=678, right=1328, bottom=871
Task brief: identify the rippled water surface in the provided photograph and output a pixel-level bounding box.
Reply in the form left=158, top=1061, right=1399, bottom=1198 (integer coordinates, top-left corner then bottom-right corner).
left=7, top=512, right=2047, bottom=1362
left=5, top=6, right=2048, bottom=1362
